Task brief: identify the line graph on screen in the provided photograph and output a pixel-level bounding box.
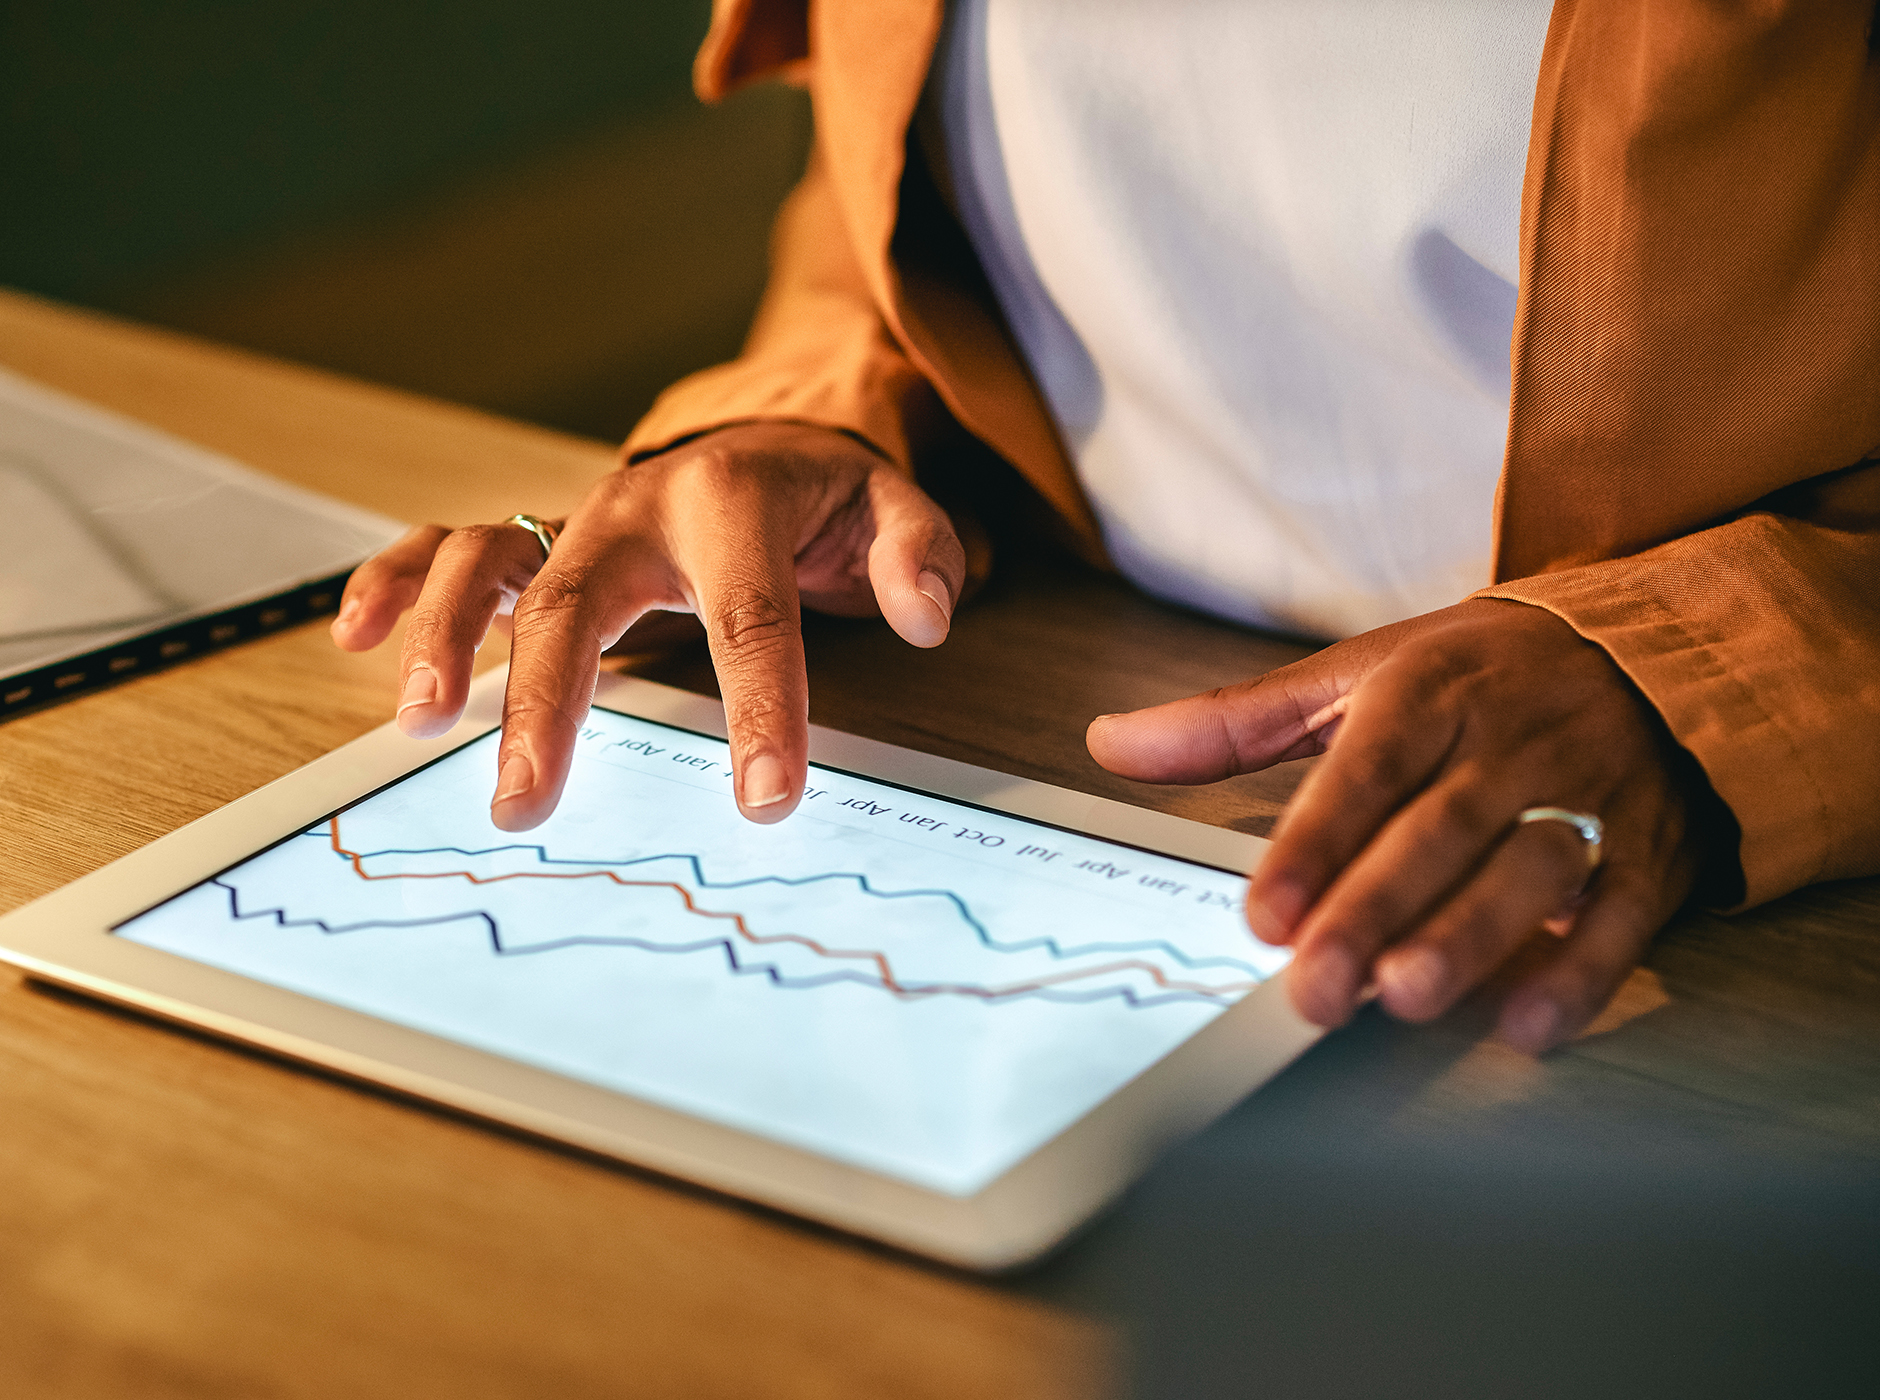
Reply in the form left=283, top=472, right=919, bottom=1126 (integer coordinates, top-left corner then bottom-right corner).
left=204, top=819, right=1267, bottom=1009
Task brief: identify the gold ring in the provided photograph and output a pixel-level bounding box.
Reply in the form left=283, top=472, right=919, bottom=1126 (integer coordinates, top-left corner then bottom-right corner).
left=506, top=513, right=558, bottom=563
left=1517, top=806, right=1605, bottom=872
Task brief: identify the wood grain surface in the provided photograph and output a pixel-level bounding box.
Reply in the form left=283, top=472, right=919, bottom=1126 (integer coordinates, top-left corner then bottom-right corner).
left=2, top=289, right=1876, bottom=1399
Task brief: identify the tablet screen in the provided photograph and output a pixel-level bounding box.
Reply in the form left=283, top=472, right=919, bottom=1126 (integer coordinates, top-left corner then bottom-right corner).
left=114, top=707, right=1288, bottom=1195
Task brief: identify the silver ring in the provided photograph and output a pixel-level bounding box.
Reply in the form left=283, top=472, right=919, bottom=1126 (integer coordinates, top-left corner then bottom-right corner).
left=505, top=513, right=559, bottom=563
left=1517, top=806, right=1604, bottom=872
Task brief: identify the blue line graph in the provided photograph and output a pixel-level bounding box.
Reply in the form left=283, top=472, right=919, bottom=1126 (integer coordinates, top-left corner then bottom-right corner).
left=305, top=825, right=1268, bottom=979
left=190, top=820, right=1265, bottom=1009
left=207, top=876, right=1227, bottom=1008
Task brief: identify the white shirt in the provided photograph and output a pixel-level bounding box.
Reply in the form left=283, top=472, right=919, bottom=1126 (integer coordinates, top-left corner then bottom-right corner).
left=930, top=0, right=1553, bottom=638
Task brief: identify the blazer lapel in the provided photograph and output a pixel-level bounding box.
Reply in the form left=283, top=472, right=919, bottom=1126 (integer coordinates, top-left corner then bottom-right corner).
left=815, top=0, right=1103, bottom=550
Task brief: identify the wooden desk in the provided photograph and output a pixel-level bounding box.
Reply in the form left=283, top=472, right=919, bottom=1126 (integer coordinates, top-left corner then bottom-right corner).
left=2, top=290, right=1876, bottom=1399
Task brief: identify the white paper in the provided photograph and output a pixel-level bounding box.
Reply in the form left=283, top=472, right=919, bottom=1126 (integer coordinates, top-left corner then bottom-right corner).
left=0, top=366, right=404, bottom=678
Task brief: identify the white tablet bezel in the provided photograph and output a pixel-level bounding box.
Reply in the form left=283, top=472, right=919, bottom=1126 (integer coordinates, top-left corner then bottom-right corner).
left=0, top=667, right=1321, bottom=1269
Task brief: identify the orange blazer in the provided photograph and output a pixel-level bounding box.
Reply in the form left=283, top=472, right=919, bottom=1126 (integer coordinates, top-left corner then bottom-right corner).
left=627, top=0, right=1880, bottom=910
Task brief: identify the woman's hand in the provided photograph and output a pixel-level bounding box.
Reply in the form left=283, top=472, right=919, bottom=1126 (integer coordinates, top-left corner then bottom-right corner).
left=331, top=421, right=965, bottom=831
left=1086, top=599, right=1709, bottom=1054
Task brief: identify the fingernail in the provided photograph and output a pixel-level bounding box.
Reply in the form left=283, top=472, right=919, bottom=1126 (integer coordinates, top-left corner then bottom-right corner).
left=337, top=596, right=361, bottom=623
left=1291, top=941, right=1359, bottom=1027
left=397, top=665, right=438, bottom=716
left=915, top=570, right=952, bottom=620
left=1500, top=996, right=1561, bottom=1054
left=1246, top=876, right=1307, bottom=943
left=493, top=753, right=533, bottom=805
left=741, top=754, right=790, bottom=809
left=1380, top=945, right=1445, bottom=1013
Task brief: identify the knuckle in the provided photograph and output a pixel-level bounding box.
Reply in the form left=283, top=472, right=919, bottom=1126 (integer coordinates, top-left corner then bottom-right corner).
left=1195, top=683, right=1239, bottom=711
left=723, top=686, right=796, bottom=739
left=511, top=572, right=600, bottom=640
left=920, top=525, right=968, bottom=581
left=405, top=601, right=487, bottom=654
left=449, top=522, right=505, bottom=549
left=926, top=501, right=966, bottom=549
left=429, top=524, right=532, bottom=588
left=413, top=594, right=488, bottom=648
left=1340, top=741, right=1416, bottom=798
left=1197, top=678, right=1280, bottom=770
left=671, top=443, right=756, bottom=497
left=1395, top=636, right=1490, bottom=711
left=386, top=522, right=451, bottom=560
left=709, top=586, right=799, bottom=655
left=515, top=572, right=590, bottom=617
left=1431, top=782, right=1503, bottom=842
left=400, top=607, right=451, bottom=652
left=444, top=521, right=534, bottom=560
left=345, top=556, right=399, bottom=594
left=359, top=528, right=443, bottom=583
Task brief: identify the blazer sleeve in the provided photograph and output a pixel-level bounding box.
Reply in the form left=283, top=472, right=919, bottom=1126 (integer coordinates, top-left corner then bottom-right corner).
left=622, top=146, right=942, bottom=476
left=1474, top=459, right=1880, bottom=909
left=1479, top=0, right=1880, bottom=911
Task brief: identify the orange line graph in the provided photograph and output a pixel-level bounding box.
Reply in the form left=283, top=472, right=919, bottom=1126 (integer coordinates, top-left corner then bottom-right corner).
left=328, top=820, right=1256, bottom=1003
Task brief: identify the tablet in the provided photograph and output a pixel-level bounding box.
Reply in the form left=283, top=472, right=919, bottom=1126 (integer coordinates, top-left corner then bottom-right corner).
left=0, top=667, right=1319, bottom=1269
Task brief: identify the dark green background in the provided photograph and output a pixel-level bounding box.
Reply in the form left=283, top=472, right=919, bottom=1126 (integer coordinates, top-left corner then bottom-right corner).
left=2, top=0, right=710, bottom=306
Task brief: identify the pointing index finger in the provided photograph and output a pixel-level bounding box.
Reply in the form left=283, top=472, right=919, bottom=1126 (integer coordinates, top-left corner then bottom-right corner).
left=694, top=562, right=808, bottom=823
left=668, top=469, right=811, bottom=824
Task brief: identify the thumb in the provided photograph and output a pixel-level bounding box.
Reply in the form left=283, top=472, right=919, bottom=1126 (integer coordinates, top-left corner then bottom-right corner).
left=865, top=471, right=967, bottom=650
left=1086, top=612, right=1437, bottom=784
